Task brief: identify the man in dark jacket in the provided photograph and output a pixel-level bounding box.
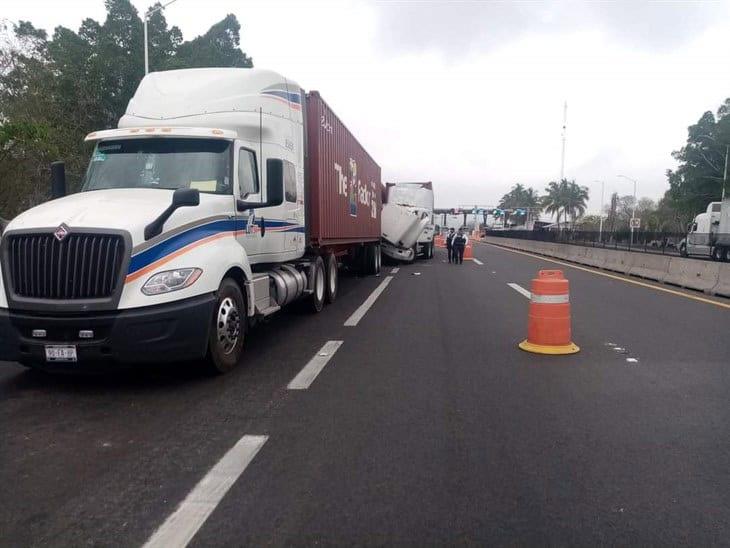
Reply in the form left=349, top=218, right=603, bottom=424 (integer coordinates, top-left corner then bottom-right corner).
left=453, top=228, right=468, bottom=264
left=445, top=228, right=456, bottom=263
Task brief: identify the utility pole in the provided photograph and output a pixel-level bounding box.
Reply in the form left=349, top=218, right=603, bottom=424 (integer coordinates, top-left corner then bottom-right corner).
left=593, top=180, right=605, bottom=242
left=560, top=101, right=567, bottom=181
left=144, top=0, right=179, bottom=75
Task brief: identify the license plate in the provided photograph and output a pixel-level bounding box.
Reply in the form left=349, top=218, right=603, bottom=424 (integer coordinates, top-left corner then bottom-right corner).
left=45, top=345, right=78, bottom=363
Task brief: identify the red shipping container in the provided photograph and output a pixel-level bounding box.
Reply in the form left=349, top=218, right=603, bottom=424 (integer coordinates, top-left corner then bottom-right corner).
left=306, top=92, right=382, bottom=247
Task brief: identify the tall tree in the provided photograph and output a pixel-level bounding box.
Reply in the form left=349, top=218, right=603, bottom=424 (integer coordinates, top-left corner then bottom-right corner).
left=0, top=0, right=254, bottom=218
left=541, top=178, right=589, bottom=228
left=666, top=98, right=730, bottom=217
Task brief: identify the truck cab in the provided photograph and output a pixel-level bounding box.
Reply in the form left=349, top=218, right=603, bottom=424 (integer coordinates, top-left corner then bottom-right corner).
left=681, top=200, right=729, bottom=261
left=381, top=182, right=435, bottom=262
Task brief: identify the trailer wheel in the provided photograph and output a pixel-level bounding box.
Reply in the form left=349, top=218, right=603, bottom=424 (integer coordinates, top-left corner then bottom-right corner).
left=207, top=278, right=246, bottom=374
left=679, top=242, right=688, bottom=257
left=325, top=253, right=338, bottom=303
left=309, top=256, right=326, bottom=313
left=365, top=243, right=381, bottom=275
left=711, top=246, right=722, bottom=261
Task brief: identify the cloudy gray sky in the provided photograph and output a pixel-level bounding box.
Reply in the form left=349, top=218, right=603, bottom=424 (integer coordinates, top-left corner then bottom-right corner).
left=5, top=0, right=730, bottom=210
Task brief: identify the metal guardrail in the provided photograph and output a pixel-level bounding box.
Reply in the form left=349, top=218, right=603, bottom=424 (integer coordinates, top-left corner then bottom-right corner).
left=483, top=229, right=729, bottom=257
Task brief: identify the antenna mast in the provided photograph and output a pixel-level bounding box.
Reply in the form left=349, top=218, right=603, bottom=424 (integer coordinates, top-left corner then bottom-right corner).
left=560, top=101, right=567, bottom=181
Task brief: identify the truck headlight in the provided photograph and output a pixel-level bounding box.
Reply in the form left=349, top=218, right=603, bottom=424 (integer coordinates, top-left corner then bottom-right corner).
left=141, top=268, right=202, bottom=296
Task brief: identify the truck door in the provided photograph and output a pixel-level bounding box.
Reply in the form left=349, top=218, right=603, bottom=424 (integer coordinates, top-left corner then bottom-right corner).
left=235, top=145, right=263, bottom=258
left=283, top=160, right=304, bottom=252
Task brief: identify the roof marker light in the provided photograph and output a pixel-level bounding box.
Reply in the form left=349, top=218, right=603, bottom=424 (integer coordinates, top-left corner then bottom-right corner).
left=212, top=129, right=224, bottom=135
left=144, top=128, right=155, bottom=133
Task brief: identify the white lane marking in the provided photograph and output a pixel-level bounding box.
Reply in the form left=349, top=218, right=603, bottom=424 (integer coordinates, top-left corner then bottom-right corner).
left=143, top=435, right=268, bottom=548
left=626, top=358, right=638, bottom=363
left=507, top=283, right=531, bottom=299
left=288, top=340, right=343, bottom=390
left=473, top=258, right=484, bottom=265
left=344, top=276, right=393, bottom=326
left=390, top=267, right=400, bottom=274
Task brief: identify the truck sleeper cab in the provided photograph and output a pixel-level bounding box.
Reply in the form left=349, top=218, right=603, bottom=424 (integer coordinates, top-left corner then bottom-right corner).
left=0, top=68, right=383, bottom=373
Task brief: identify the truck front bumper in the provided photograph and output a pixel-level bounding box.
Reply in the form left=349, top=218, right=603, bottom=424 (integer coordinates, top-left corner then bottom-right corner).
left=0, top=293, right=215, bottom=369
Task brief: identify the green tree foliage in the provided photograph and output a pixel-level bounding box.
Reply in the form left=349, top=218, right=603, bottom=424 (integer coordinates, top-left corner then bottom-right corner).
left=498, top=183, right=540, bottom=209
left=541, top=178, right=589, bottom=228
left=0, top=0, right=253, bottom=218
left=666, top=98, right=730, bottom=217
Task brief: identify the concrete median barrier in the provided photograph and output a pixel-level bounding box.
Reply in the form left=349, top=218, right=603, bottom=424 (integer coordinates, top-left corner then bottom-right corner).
left=603, top=250, right=634, bottom=275
left=483, top=235, right=729, bottom=297
left=713, top=264, right=730, bottom=297
left=664, top=257, right=721, bottom=292
left=628, top=254, right=671, bottom=283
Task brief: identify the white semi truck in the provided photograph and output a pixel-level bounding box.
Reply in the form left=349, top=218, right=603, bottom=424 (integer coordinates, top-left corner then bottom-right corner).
left=0, top=68, right=383, bottom=373
left=380, top=182, right=435, bottom=262
left=679, top=199, right=730, bottom=261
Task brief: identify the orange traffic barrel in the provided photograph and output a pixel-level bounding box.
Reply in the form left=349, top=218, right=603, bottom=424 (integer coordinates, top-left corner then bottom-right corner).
left=519, top=270, right=579, bottom=355
left=435, top=234, right=446, bottom=248
left=463, top=242, right=474, bottom=260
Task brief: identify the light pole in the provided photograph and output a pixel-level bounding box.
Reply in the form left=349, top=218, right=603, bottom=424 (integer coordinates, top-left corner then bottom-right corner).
left=617, top=174, right=638, bottom=244
left=144, top=0, right=179, bottom=75
left=593, top=180, right=605, bottom=242
left=696, top=134, right=729, bottom=202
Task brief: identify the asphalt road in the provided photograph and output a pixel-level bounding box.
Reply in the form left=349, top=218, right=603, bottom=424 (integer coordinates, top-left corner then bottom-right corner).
left=1, top=242, right=729, bottom=546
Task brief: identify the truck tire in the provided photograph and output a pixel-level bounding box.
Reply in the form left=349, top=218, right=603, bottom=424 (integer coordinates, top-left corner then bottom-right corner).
left=309, top=256, right=326, bottom=313
left=325, top=253, right=338, bottom=303
left=711, top=246, right=722, bottom=261
left=680, top=242, right=688, bottom=257
left=207, top=278, right=246, bottom=374
left=365, top=243, right=381, bottom=275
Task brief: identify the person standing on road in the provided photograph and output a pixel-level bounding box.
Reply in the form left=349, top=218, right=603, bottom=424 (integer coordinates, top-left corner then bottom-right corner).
left=453, top=228, right=468, bottom=264
left=445, top=228, right=456, bottom=263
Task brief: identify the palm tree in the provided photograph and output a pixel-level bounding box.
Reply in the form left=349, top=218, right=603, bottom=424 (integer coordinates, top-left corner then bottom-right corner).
left=541, top=179, right=589, bottom=229
left=564, top=181, right=589, bottom=227
left=542, top=180, right=565, bottom=227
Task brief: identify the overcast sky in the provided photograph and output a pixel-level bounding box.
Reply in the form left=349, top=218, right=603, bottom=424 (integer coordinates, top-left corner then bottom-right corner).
left=4, top=0, right=730, bottom=210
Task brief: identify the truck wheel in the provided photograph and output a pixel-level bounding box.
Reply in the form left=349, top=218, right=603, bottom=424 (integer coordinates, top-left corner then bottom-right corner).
left=711, top=246, right=722, bottom=261
left=325, top=253, right=338, bottom=303
left=680, top=243, right=688, bottom=257
left=207, top=278, right=245, bottom=374
left=366, top=243, right=381, bottom=275
left=309, top=257, right=325, bottom=313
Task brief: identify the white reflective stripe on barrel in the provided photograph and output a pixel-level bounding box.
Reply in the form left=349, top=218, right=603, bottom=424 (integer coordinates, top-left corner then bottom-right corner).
left=530, top=293, right=570, bottom=304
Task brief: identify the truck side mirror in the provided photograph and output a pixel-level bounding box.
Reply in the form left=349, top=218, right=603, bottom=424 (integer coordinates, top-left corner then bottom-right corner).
left=144, top=188, right=200, bottom=240
left=172, top=187, right=200, bottom=208
left=236, top=158, right=284, bottom=211
left=51, top=161, right=66, bottom=199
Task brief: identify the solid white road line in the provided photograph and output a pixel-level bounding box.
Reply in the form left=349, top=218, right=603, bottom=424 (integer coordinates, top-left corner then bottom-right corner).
left=507, top=283, right=531, bottom=299
left=143, top=435, right=268, bottom=548
left=288, top=340, right=344, bottom=390
left=473, top=258, right=484, bottom=266
left=390, top=267, right=400, bottom=274
left=344, top=276, right=394, bottom=326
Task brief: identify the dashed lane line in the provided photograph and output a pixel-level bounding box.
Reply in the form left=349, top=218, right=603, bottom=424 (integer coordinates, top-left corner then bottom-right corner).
left=344, top=276, right=394, bottom=326
left=483, top=242, right=730, bottom=310
left=288, top=340, right=344, bottom=390
left=143, top=435, right=268, bottom=548
left=507, top=283, right=531, bottom=299
left=390, top=267, right=400, bottom=274
left=473, top=258, right=484, bottom=266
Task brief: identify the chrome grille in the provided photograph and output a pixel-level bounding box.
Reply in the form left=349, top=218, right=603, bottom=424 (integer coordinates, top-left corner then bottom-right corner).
left=7, top=233, right=125, bottom=300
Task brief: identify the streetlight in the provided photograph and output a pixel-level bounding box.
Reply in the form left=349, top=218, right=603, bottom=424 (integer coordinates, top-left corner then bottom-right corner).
left=696, top=134, right=729, bottom=202
left=144, top=0, right=179, bottom=75
left=617, top=174, right=638, bottom=244
left=593, top=180, right=605, bottom=242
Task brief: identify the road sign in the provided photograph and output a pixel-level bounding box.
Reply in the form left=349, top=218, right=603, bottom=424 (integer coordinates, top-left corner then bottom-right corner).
left=630, top=218, right=641, bottom=229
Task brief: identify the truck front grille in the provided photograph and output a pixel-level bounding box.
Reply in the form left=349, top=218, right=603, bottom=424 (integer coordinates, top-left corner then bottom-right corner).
left=6, top=233, right=126, bottom=300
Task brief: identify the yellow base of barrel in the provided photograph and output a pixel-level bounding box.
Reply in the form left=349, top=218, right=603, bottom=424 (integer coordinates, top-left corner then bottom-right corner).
left=518, top=340, right=580, bottom=355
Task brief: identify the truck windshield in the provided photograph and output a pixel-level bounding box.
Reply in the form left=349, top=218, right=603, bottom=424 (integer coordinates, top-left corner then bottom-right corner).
left=388, top=186, right=434, bottom=209
left=82, top=138, right=232, bottom=194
